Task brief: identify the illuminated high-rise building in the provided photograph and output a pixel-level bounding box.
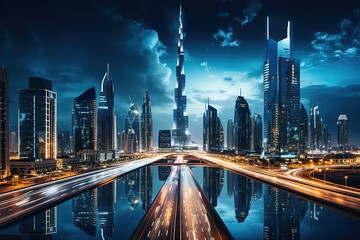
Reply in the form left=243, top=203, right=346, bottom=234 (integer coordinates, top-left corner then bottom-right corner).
left=19, top=77, right=57, bottom=160
left=234, top=95, right=251, bottom=152
left=251, top=113, right=263, bottom=153
left=0, top=65, right=10, bottom=177
left=172, top=5, right=191, bottom=148
left=125, top=101, right=140, bottom=153
left=141, top=89, right=153, bottom=151
left=98, top=64, right=116, bottom=151
left=72, top=87, right=97, bottom=153
left=263, top=18, right=300, bottom=155
left=299, top=103, right=308, bottom=154
left=337, top=114, right=348, bottom=151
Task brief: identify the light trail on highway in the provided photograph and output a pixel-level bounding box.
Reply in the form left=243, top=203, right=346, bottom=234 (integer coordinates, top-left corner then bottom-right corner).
left=0, top=154, right=170, bottom=227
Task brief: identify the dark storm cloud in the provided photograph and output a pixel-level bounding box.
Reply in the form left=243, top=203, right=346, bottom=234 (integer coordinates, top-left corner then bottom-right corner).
left=302, top=84, right=360, bottom=145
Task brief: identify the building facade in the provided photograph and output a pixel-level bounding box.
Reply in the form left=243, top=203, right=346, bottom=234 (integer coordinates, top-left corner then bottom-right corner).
left=203, top=103, right=222, bottom=152
left=251, top=113, right=263, bottom=153
left=125, top=101, right=140, bottom=153
left=19, top=77, right=57, bottom=160
left=158, top=130, right=171, bottom=149
left=299, top=103, right=308, bottom=154
left=0, top=65, right=10, bottom=177
left=309, top=103, right=331, bottom=152
left=263, top=18, right=300, bottom=155
left=141, top=89, right=153, bottom=151
left=337, top=114, right=348, bottom=151
left=98, top=64, right=116, bottom=151
left=234, top=95, right=251, bottom=152
left=72, top=87, right=97, bottom=153
left=172, top=5, right=191, bottom=148
left=227, top=119, right=234, bottom=150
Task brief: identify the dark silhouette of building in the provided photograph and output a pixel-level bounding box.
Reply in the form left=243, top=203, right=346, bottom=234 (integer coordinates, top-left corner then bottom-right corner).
left=19, top=207, right=57, bottom=237
left=234, top=175, right=251, bottom=222
left=57, top=131, right=70, bottom=155
left=19, top=77, right=57, bottom=160
left=0, top=65, right=10, bottom=178
left=337, top=114, right=348, bottom=151
left=141, top=89, right=153, bottom=151
left=203, top=103, right=223, bottom=152
left=234, top=95, right=251, bottom=152
left=98, top=64, right=116, bottom=151
left=158, top=166, right=171, bottom=181
left=263, top=18, right=300, bottom=155
left=251, top=113, right=263, bottom=153
left=72, top=87, right=97, bottom=153
left=309, top=102, right=331, bottom=152
left=158, top=130, right=171, bottom=149
left=172, top=5, right=191, bottom=148
left=140, top=166, right=153, bottom=213
left=299, top=103, right=308, bottom=154
left=227, top=119, right=234, bottom=150
left=72, top=189, right=97, bottom=237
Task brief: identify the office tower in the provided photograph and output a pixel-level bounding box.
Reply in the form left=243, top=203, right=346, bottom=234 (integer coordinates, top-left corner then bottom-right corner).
left=234, top=175, right=251, bottom=222
left=72, top=189, right=97, bottom=237
left=234, top=94, right=251, bottom=152
left=227, top=119, right=234, bottom=150
left=0, top=66, right=9, bottom=178
left=172, top=5, right=191, bottom=148
left=119, top=130, right=126, bottom=152
left=299, top=103, right=308, bottom=154
left=10, top=131, right=17, bottom=153
left=57, top=131, right=70, bottom=155
left=203, top=103, right=220, bottom=152
left=98, top=182, right=116, bottom=240
left=309, top=103, right=330, bottom=151
left=158, top=166, right=171, bottom=181
left=98, top=64, right=116, bottom=151
left=264, top=18, right=300, bottom=155
left=337, top=114, right=348, bottom=151
left=19, top=207, right=57, bottom=236
left=203, top=167, right=224, bottom=208
left=227, top=171, right=235, bottom=197
left=125, top=101, right=140, bottom=153
left=219, top=120, right=224, bottom=151
left=19, top=77, right=57, bottom=160
left=251, top=113, right=263, bottom=153
left=72, top=87, right=97, bottom=153
left=141, top=89, right=153, bottom=151
left=158, top=130, right=171, bottom=149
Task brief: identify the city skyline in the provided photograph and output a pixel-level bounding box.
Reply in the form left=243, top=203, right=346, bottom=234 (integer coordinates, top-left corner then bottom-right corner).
left=1, top=0, right=360, bottom=146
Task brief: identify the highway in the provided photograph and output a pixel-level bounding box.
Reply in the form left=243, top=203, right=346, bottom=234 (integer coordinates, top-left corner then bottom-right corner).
left=0, top=154, right=170, bottom=227
left=179, top=165, right=231, bottom=240
left=196, top=154, right=360, bottom=217
left=131, top=165, right=180, bottom=240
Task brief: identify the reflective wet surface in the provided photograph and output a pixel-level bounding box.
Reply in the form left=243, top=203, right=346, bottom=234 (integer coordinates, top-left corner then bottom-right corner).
left=0, top=165, right=359, bottom=239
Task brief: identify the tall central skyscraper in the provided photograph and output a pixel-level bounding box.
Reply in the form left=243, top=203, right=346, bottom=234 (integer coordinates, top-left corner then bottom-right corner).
left=98, top=64, right=116, bottom=151
left=263, top=18, right=300, bottom=155
left=172, top=5, right=191, bottom=148
left=141, top=89, right=153, bottom=151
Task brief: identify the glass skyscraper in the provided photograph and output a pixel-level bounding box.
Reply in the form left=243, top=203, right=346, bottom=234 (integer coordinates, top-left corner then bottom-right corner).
left=251, top=113, right=263, bottom=153
left=19, top=77, right=57, bottom=160
left=172, top=5, right=191, bottom=148
left=203, top=103, right=222, bottom=152
left=337, top=114, right=348, bottom=151
left=263, top=18, right=300, bottom=155
left=234, top=95, right=251, bottom=152
left=125, top=101, right=140, bottom=153
left=226, top=119, right=234, bottom=150
left=98, top=64, right=116, bottom=151
left=141, top=89, right=153, bottom=151
left=72, top=87, right=97, bottom=153
left=0, top=65, right=9, bottom=178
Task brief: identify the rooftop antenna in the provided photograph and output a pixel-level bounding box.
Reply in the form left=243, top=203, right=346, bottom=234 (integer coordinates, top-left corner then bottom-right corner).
left=128, top=95, right=133, bottom=104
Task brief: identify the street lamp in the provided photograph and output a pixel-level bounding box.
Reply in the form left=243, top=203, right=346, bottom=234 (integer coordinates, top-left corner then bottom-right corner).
left=345, top=176, right=348, bottom=187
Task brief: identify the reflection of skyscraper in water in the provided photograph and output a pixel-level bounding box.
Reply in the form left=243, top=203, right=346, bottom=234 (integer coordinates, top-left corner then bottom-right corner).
left=233, top=175, right=251, bottom=222
left=19, top=207, right=57, bottom=239
left=125, top=170, right=140, bottom=211
left=251, top=179, right=263, bottom=201
left=227, top=170, right=235, bottom=197
left=140, top=166, right=153, bottom=213
left=203, top=167, right=224, bottom=207
left=309, top=202, right=323, bottom=222
left=72, top=189, right=98, bottom=237
left=158, top=166, right=171, bottom=181
left=98, top=182, right=116, bottom=240
left=263, top=185, right=308, bottom=240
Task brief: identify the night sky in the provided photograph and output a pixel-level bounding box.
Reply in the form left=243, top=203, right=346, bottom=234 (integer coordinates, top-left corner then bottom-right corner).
left=1, top=0, right=360, bottom=146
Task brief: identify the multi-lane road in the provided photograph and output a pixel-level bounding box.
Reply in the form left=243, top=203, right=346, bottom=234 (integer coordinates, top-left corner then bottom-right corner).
left=0, top=154, right=170, bottom=227
left=196, top=154, right=360, bottom=217
left=132, top=155, right=232, bottom=239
